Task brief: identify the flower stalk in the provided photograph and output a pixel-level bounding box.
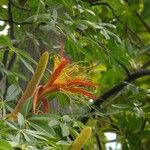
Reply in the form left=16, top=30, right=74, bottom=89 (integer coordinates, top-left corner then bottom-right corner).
left=32, top=56, right=97, bottom=114
left=69, top=127, right=92, bottom=150
left=10, top=52, right=49, bottom=117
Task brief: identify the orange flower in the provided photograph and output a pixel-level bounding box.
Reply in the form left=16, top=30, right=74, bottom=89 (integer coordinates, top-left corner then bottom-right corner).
left=32, top=56, right=98, bottom=114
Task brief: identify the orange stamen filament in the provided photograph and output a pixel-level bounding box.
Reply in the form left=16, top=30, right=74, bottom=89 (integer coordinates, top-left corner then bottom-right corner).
left=62, top=87, right=97, bottom=99
left=44, top=58, right=69, bottom=88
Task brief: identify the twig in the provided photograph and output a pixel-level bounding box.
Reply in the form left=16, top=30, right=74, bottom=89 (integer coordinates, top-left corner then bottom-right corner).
left=94, top=69, right=150, bottom=106
left=142, top=60, right=150, bottom=69
left=91, top=2, right=144, bottom=46
left=2, top=0, right=14, bottom=69
left=95, top=134, right=102, bottom=150
left=135, top=11, right=150, bottom=33
left=0, top=18, right=9, bottom=22
left=0, top=18, right=33, bottom=25
left=6, top=0, right=16, bottom=71
left=10, top=0, right=31, bottom=12
left=12, top=20, right=33, bottom=25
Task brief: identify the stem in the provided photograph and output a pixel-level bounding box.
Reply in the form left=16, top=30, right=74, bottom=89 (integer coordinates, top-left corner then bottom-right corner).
left=2, top=0, right=14, bottom=68
left=135, top=11, right=150, bottom=33
left=10, top=52, right=49, bottom=116
left=95, top=134, right=102, bottom=150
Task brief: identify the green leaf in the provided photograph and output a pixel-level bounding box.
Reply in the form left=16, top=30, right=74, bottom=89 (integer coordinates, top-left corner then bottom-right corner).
left=0, top=140, right=13, bottom=150
left=24, top=129, right=47, bottom=140
left=138, top=130, right=150, bottom=139
left=0, top=35, right=12, bottom=47
left=5, top=84, right=21, bottom=101
left=49, top=120, right=60, bottom=127
left=17, top=113, right=25, bottom=128
left=19, top=56, right=34, bottom=74
left=30, top=122, right=55, bottom=139
left=57, top=92, right=70, bottom=108
left=61, top=123, right=70, bottom=137
left=118, top=113, right=145, bottom=132
left=52, top=9, right=57, bottom=21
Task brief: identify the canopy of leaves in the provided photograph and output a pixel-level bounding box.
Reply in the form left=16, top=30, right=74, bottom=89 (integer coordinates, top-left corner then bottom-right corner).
left=0, top=0, right=150, bottom=149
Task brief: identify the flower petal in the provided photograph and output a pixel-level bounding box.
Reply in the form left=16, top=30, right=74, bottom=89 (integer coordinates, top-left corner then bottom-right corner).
left=65, top=79, right=98, bottom=88
left=38, top=84, right=60, bottom=99
left=32, top=85, right=44, bottom=114
left=62, top=87, right=97, bottom=99
left=44, top=58, right=69, bottom=88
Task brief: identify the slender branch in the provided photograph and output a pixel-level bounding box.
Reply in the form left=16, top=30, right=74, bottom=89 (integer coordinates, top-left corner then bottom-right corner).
left=95, top=134, right=102, bottom=150
left=2, top=1, right=14, bottom=68
left=6, top=0, right=16, bottom=71
left=0, top=18, right=33, bottom=25
left=142, top=60, right=150, bottom=69
left=12, top=20, right=33, bottom=25
left=8, top=0, right=15, bottom=39
left=10, top=0, right=31, bottom=12
left=91, top=2, right=144, bottom=46
left=0, top=18, right=9, bottom=22
left=94, top=69, right=150, bottom=107
left=135, top=11, right=150, bottom=33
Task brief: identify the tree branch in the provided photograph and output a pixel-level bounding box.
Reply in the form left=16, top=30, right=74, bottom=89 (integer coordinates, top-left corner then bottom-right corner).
left=6, top=0, right=16, bottom=71
left=0, top=18, right=33, bottom=25
left=142, top=60, right=150, bottom=69
left=82, top=69, right=150, bottom=123
left=94, top=69, right=150, bottom=107
left=134, top=11, right=150, bottom=33
left=10, top=0, right=31, bottom=12
left=95, top=134, right=102, bottom=150
left=2, top=0, right=15, bottom=69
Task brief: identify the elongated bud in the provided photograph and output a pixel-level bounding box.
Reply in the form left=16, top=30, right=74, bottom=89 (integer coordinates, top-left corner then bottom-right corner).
left=10, top=52, right=49, bottom=118
left=69, top=127, right=92, bottom=150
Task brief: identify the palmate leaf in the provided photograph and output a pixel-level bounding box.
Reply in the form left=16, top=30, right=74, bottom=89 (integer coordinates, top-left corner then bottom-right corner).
left=24, top=129, right=47, bottom=141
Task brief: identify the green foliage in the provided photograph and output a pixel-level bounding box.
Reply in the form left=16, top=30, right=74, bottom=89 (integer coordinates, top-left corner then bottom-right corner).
left=0, top=0, right=150, bottom=149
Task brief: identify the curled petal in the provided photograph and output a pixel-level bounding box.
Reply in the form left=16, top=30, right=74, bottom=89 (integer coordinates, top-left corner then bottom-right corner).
left=62, top=87, right=97, bottom=100
left=38, top=84, right=60, bottom=99
left=65, top=79, right=98, bottom=88
left=44, top=58, right=69, bottom=88
left=33, top=85, right=44, bottom=114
